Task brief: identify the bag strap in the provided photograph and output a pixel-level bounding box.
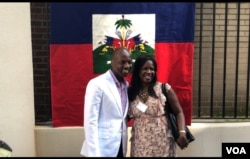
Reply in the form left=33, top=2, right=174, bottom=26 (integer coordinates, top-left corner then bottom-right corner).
left=161, top=83, right=169, bottom=112
left=161, top=83, right=167, bottom=97
left=161, top=83, right=174, bottom=113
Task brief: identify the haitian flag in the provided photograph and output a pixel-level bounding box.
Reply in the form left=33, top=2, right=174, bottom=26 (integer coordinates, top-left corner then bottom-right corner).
left=50, top=2, right=195, bottom=127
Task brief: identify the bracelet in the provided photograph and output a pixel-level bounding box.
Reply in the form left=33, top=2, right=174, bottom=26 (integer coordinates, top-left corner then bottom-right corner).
left=179, top=130, right=186, bottom=133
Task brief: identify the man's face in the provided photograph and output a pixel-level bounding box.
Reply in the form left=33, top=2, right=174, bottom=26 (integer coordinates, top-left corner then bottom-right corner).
left=111, top=50, right=132, bottom=79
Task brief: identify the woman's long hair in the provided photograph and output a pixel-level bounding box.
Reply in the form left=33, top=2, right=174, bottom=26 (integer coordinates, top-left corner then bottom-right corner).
left=128, top=54, right=158, bottom=101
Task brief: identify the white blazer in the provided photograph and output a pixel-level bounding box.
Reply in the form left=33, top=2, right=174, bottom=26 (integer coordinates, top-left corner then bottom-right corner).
left=80, top=70, right=128, bottom=157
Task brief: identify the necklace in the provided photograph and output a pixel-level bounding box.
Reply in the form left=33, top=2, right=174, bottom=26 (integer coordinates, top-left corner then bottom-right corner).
left=139, top=89, right=149, bottom=103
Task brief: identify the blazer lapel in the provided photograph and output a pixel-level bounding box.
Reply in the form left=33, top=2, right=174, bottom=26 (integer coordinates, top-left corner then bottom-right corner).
left=105, top=71, right=123, bottom=115
left=122, top=82, right=129, bottom=118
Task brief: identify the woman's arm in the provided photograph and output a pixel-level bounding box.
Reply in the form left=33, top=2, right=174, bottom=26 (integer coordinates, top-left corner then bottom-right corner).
left=167, top=87, right=189, bottom=149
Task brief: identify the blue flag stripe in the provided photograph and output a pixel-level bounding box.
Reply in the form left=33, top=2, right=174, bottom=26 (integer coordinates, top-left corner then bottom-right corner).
left=50, top=2, right=195, bottom=44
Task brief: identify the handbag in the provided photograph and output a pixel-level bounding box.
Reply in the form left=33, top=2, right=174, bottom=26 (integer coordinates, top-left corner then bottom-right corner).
left=161, top=84, right=195, bottom=143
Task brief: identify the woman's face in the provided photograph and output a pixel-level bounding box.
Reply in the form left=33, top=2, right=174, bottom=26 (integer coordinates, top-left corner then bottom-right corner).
left=139, top=60, right=155, bottom=84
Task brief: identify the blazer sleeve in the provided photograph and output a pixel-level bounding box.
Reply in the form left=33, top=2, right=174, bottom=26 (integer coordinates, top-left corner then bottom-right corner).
left=83, top=78, right=102, bottom=156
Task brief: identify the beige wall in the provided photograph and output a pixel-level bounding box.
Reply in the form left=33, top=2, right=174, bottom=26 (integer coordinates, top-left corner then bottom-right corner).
left=35, top=121, right=250, bottom=157
left=0, top=3, right=35, bottom=157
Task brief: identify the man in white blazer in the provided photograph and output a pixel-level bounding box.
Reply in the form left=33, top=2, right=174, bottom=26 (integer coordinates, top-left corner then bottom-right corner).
left=80, top=47, right=132, bottom=157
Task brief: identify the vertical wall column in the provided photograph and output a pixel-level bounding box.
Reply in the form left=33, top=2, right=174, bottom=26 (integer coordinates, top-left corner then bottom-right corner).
left=0, top=3, right=36, bottom=157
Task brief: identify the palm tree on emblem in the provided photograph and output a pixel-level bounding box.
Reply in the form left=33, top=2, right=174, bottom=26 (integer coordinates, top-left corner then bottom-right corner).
left=115, top=15, right=132, bottom=47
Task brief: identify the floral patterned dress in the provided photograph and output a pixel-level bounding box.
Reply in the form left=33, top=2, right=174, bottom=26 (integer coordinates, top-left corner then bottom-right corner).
left=128, top=82, right=176, bottom=157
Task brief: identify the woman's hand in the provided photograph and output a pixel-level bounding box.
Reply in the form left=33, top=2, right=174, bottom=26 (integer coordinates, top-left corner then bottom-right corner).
left=176, top=132, right=189, bottom=149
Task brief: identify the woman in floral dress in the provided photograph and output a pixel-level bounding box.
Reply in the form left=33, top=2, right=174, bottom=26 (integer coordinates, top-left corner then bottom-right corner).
left=127, top=54, right=188, bottom=157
